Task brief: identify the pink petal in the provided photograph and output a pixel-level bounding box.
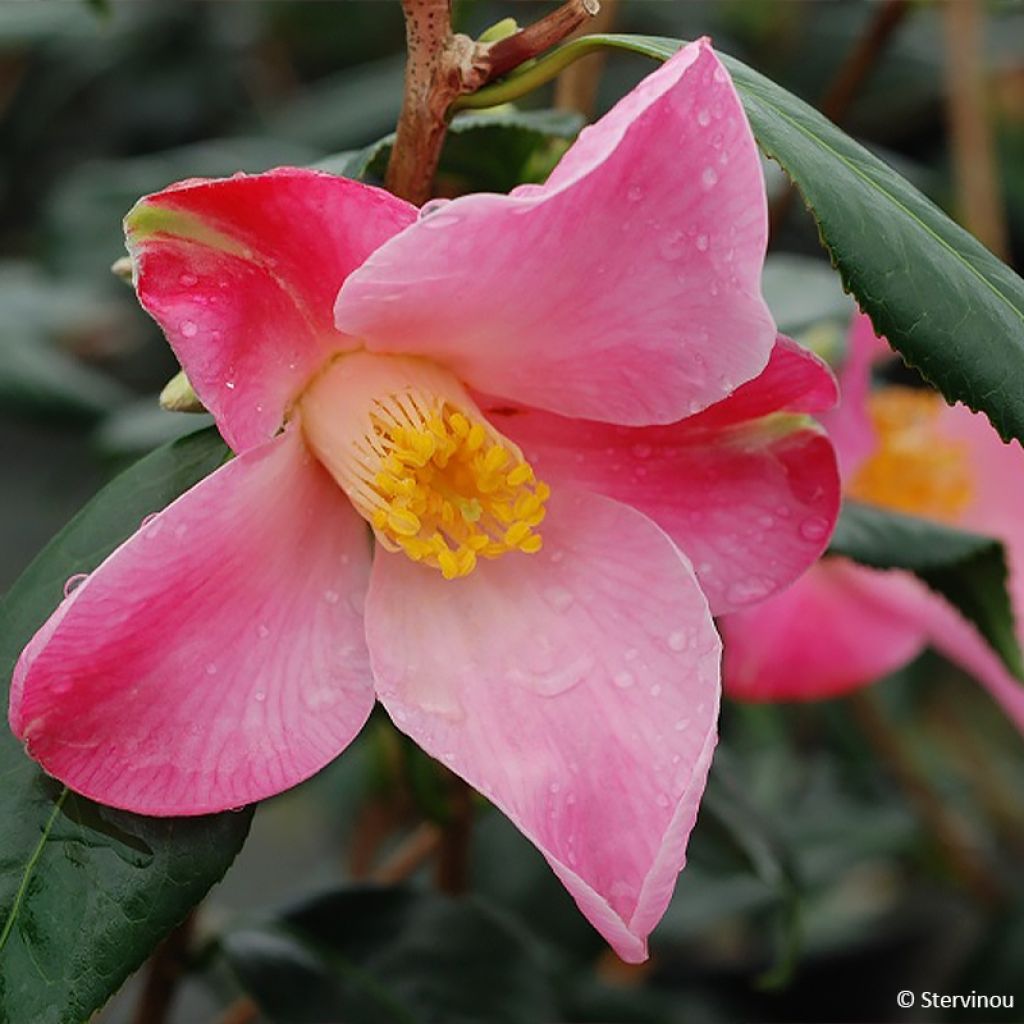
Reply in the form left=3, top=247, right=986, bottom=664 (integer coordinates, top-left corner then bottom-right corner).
left=10, top=428, right=374, bottom=815
left=822, top=311, right=884, bottom=477
left=335, top=40, right=774, bottom=426
left=127, top=169, right=416, bottom=452
left=484, top=337, right=841, bottom=615
left=364, top=490, right=721, bottom=961
left=721, top=561, right=926, bottom=701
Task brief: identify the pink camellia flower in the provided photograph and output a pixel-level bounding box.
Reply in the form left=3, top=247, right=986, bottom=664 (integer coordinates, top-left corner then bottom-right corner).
left=723, top=310, right=1024, bottom=735
left=9, top=41, right=840, bottom=960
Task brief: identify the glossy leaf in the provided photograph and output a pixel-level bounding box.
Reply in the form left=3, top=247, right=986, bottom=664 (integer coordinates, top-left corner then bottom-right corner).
left=219, top=886, right=556, bottom=1024
left=464, top=34, right=1024, bottom=446
left=0, top=428, right=252, bottom=1024
left=829, top=499, right=1023, bottom=681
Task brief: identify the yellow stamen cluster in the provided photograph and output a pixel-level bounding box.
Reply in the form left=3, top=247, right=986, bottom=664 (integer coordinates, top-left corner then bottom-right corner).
left=848, top=387, right=973, bottom=523
left=364, top=402, right=549, bottom=578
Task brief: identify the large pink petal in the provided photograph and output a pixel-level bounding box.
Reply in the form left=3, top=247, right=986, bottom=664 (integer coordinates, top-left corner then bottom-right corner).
left=364, top=490, right=721, bottom=961
left=127, top=169, right=416, bottom=452
left=485, top=338, right=841, bottom=615
left=721, top=561, right=927, bottom=701
left=10, top=428, right=374, bottom=815
left=335, top=40, right=773, bottom=426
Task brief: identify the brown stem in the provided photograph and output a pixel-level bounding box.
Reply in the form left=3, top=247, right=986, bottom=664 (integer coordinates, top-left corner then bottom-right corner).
left=371, top=822, right=443, bottom=884
left=130, top=911, right=196, bottom=1024
left=554, top=0, right=619, bottom=118
left=942, top=0, right=1010, bottom=259
left=385, top=0, right=599, bottom=204
left=435, top=772, right=473, bottom=895
left=769, top=0, right=910, bottom=236
left=847, top=690, right=1002, bottom=905
left=486, top=0, right=600, bottom=83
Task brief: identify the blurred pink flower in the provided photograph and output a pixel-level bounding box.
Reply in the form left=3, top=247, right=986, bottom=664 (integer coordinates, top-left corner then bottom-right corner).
left=723, top=311, right=1024, bottom=735
left=9, top=41, right=840, bottom=960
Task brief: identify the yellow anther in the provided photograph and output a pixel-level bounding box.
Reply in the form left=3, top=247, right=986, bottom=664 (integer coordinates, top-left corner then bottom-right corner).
left=504, top=521, right=532, bottom=547
left=849, top=387, right=973, bottom=524
left=299, top=353, right=550, bottom=582
left=387, top=506, right=422, bottom=537
left=506, top=464, right=534, bottom=487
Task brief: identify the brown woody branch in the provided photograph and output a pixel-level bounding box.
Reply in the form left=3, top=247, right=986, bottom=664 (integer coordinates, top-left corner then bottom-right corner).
left=385, top=0, right=599, bottom=204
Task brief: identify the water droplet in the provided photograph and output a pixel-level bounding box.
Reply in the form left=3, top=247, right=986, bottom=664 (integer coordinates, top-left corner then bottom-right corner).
left=613, top=670, right=634, bottom=689
left=257, top=623, right=270, bottom=639
left=668, top=630, right=688, bottom=652
left=701, top=166, right=719, bottom=190
left=656, top=793, right=671, bottom=808
left=254, top=691, right=267, bottom=702
left=624, top=647, right=639, bottom=662
left=550, top=550, right=565, bottom=564
left=725, top=576, right=774, bottom=606
left=697, top=107, right=711, bottom=127
left=713, top=65, right=728, bottom=84
left=205, top=662, right=218, bottom=676
left=418, top=198, right=451, bottom=219
left=658, top=229, right=686, bottom=260
left=567, top=849, right=578, bottom=866
left=545, top=586, right=574, bottom=612
left=650, top=683, right=662, bottom=697
left=63, top=573, right=88, bottom=597
left=179, top=273, right=198, bottom=287
left=757, top=514, right=774, bottom=528
left=140, top=513, right=159, bottom=528
left=627, top=184, right=643, bottom=203
left=324, top=589, right=340, bottom=605
left=225, top=380, right=236, bottom=390
left=695, top=233, right=709, bottom=252
left=697, top=561, right=713, bottom=575
left=799, top=516, right=830, bottom=542
left=180, top=320, right=198, bottom=338
left=174, top=523, right=188, bottom=539
left=549, top=781, right=561, bottom=794
left=632, top=442, right=652, bottom=459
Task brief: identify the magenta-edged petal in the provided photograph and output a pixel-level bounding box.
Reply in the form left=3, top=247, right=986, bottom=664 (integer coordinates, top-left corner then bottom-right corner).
left=10, top=428, right=374, bottom=815
left=126, top=169, right=416, bottom=452
left=364, top=490, right=721, bottom=961
left=484, top=338, right=840, bottom=615
left=721, top=561, right=926, bottom=701
left=335, top=40, right=774, bottom=426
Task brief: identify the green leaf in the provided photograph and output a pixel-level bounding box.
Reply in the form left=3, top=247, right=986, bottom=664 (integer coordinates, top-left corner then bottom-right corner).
left=313, top=107, right=583, bottom=192
left=462, top=34, right=1024, bottom=446
left=0, top=428, right=252, bottom=1024
left=219, top=886, right=557, bottom=1024
left=829, top=499, right=1023, bottom=681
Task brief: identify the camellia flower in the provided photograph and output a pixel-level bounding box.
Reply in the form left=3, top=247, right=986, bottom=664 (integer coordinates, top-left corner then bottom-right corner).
left=723, top=310, right=1024, bottom=734
left=8, top=41, right=840, bottom=960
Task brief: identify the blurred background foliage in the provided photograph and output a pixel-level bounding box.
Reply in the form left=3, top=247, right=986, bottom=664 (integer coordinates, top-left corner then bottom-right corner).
left=2, top=2, right=1024, bottom=1022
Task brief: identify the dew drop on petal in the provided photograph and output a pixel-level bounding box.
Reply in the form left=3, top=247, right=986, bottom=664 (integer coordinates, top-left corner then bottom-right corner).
left=63, top=573, right=88, bottom=597
left=725, top=576, right=774, bottom=606
left=799, top=516, right=830, bottom=542
left=695, top=233, right=709, bottom=252
left=656, top=793, right=671, bottom=808
left=613, top=670, right=634, bottom=689
left=225, top=380, right=236, bottom=390
left=697, top=108, right=711, bottom=127
left=544, top=586, right=574, bottom=613
left=701, top=166, right=719, bottom=190
left=324, top=589, right=340, bottom=605
left=205, top=662, right=218, bottom=676
left=254, top=691, right=267, bottom=703
left=418, top=198, right=451, bottom=219
left=180, top=320, right=198, bottom=338
left=257, top=623, right=270, bottom=639
left=179, top=273, right=198, bottom=288
left=667, top=630, right=688, bottom=652
left=627, top=184, right=643, bottom=203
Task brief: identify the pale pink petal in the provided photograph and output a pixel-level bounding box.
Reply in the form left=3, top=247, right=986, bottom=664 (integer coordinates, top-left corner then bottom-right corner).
left=127, top=169, right=416, bottom=452
left=485, top=338, right=841, bottom=615
left=335, top=40, right=773, bottom=426
left=721, top=561, right=926, bottom=701
left=822, top=311, right=884, bottom=477
left=915, top=593, right=1024, bottom=735
left=364, top=490, right=721, bottom=961
left=10, top=428, right=374, bottom=815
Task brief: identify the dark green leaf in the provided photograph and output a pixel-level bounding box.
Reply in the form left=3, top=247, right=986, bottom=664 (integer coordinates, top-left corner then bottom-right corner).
left=219, top=886, right=556, bottom=1024
left=0, top=428, right=252, bottom=1024
left=466, top=34, right=1024, bottom=445
left=829, top=499, right=1023, bottom=680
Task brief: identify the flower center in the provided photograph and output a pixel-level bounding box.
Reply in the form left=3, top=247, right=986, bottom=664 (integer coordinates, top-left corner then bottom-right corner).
left=848, top=387, right=972, bottom=523
left=299, top=353, right=549, bottom=579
